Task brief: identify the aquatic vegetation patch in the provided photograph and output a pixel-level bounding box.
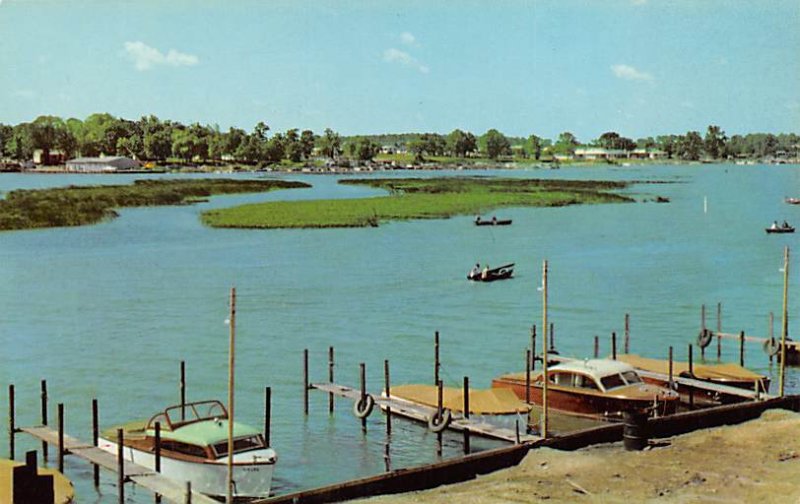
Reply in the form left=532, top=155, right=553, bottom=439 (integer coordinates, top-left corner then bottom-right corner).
left=201, top=177, right=633, bottom=229
left=0, top=178, right=309, bottom=231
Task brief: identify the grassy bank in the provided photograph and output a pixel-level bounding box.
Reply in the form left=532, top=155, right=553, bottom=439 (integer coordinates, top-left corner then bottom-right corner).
left=201, top=177, right=632, bottom=229
left=0, top=178, right=310, bottom=231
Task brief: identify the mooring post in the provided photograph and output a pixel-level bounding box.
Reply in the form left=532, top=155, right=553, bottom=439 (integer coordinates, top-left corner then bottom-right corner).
left=717, top=303, right=722, bottom=360
left=624, top=313, right=630, bottom=354
left=384, top=359, right=391, bottom=437
left=328, top=346, right=335, bottom=414
left=180, top=360, right=186, bottom=422
left=303, top=349, right=309, bottom=416
left=155, top=421, right=162, bottom=504
left=185, top=481, right=192, bottom=504
left=117, top=428, right=124, bottom=504
left=780, top=246, right=790, bottom=396
left=549, top=322, right=555, bottom=352
left=770, top=312, right=775, bottom=365
left=611, top=332, right=617, bottom=360
left=92, top=398, right=100, bottom=487
left=360, top=362, right=367, bottom=432
left=384, top=442, right=391, bottom=473
left=436, top=379, right=443, bottom=457
left=463, top=376, right=470, bottom=454
left=739, top=330, right=745, bottom=367
left=40, top=379, right=48, bottom=460
left=668, top=346, right=674, bottom=390
left=264, top=387, right=272, bottom=447
left=8, top=384, right=15, bottom=460
left=525, top=350, right=531, bottom=405
left=688, top=344, right=695, bottom=409
left=701, top=304, right=706, bottom=331
left=434, top=331, right=440, bottom=386
left=58, top=402, right=64, bottom=473
left=541, top=260, right=549, bottom=439
left=593, top=335, right=599, bottom=358
left=530, top=325, right=537, bottom=371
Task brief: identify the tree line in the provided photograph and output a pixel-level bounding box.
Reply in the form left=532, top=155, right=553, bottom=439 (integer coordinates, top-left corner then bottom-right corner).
left=0, top=114, right=797, bottom=165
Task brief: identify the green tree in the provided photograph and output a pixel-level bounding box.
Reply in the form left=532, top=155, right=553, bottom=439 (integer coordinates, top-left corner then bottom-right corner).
left=284, top=129, right=303, bottom=162
left=300, top=130, right=315, bottom=159
left=6, top=123, right=35, bottom=160
left=319, top=128, right=341, bottom=159
left=447, top=129, right=477, bottom=158
left=656, top=135, right=678, bottom=159
left=678, top=131, right=703, bottom=160
left=526, top=135, right=544, bottom=160
left=481, top=129, right=511, bottom=159
left=704, top=125, right=727, bottom=159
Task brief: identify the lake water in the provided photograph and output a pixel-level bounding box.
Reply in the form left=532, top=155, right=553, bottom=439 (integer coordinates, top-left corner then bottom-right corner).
left=2, top=164, right=800, bottom=502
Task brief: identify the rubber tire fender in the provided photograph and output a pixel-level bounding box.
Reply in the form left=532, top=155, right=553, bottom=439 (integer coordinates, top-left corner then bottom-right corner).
left=353, top=394, right=375, bottom=419
left=427, top=408, right=452, bottom=433
left=763, top=338, right=781, bottom=357
left=697, top=328, right=714, bottom=349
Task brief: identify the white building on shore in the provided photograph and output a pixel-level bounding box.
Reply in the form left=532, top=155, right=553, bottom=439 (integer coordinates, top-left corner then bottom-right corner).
left=65, top=156, right=141, bottom=172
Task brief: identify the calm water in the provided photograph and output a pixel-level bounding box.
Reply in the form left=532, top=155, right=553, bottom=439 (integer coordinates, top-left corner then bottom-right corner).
left=2, top=164, right=800, bottom=502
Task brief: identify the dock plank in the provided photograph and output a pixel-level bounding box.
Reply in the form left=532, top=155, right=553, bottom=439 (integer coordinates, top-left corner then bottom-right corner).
left=310, top=382, right=540, bottom=443
left=19, top=426, right=218, bottom=504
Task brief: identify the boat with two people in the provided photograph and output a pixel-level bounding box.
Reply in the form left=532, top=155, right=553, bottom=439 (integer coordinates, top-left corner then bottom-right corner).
left=766, top=220, right=795, bottom=233
left=475, top=215, right=512, bottom=226
left=467, top=263, right=514, bottom=282
left=786, top=197, right=800, bottom=205
left=98, top=400, right=277, bottom=501
left=491, top=358, right=679, bottom=422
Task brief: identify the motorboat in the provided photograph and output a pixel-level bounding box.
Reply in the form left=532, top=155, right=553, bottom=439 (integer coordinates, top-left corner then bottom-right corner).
left=785, top=197, right=800, bottom=205
left=766, top=222, right=795, bottom=233
left=491, top=359, right=679, bottom=421
left=467, top=263, right=514, bottom=282
left=98, top=400, right=276, bottom=500
left=475, top=216, right=512, bottom=226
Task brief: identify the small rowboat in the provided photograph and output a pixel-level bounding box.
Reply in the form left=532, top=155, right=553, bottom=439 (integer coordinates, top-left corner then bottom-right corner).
left=766, top=225, right=795, bottom=234
left=475, top=217, right=512, bottom=226
left=785, top=197, right=800, bottom=205
left=467, top=263, right=514, bottom=282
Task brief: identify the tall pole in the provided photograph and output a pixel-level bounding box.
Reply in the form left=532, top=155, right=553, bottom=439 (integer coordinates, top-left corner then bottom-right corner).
left=226, top=287, right=236, bottom=504
left=780, top=247, right=790, bottom=396
left=541, top=260, right=549, bottom=438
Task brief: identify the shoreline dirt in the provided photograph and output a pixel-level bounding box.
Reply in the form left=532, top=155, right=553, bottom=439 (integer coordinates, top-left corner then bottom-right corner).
left=366, top=409, right=800, bottom=503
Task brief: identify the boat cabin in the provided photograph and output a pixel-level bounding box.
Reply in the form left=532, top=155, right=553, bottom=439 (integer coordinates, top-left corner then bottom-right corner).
left=539, top=360, right=644, bottom=394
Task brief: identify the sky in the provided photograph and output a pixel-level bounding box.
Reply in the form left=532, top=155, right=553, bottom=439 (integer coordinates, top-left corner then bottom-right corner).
left=0, top=0, right=798, bottom=143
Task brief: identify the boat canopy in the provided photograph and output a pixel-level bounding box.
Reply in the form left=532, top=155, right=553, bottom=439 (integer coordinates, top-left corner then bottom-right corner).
left=148, top=419, right=262, bottom=447
left=617, top=354, right=766, bottom=381
left=390, top=384, right=530, bottom=415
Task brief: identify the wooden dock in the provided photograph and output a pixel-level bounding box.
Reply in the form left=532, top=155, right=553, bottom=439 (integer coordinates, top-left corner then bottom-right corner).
left=19, top=425, right=217, bottom=504
left=310, top=382, right=540, bottom=443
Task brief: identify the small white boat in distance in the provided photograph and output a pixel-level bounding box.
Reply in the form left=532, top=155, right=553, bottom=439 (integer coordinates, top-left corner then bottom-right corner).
left=99, top=400, right=276, bottom=500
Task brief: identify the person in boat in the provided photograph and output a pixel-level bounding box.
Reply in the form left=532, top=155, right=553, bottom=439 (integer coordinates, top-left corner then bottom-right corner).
left=772, top=221, right=779, bottom=230
left=475, top=215, right=481, bottom=223
left=470, top=263, right=481, bottom=279
left=481, top=264, right=489, bottom=280
left=783, top=220, right=791, bottom=229
left=492, top=215, right=497, bottom=224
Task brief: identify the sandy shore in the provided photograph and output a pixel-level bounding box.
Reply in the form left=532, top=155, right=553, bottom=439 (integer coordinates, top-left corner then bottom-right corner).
left=366, top=409, right=800, bottom=503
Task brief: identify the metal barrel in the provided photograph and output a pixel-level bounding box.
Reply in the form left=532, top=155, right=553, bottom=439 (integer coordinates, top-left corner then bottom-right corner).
left=622, top=410, right=649, bottom=451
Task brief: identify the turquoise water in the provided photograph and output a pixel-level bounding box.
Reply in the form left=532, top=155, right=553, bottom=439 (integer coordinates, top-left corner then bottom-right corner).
left=2, top=165, right=800, bottom=502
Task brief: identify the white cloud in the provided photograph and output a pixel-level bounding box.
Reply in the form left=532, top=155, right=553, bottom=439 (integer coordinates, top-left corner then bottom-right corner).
left=400, top=32, right=417, bottom=46
left=611, top=64, right=653, bottom=82
left=124, top=41, right=199, bottom=71
left=383, top=48, right=429, bottom=74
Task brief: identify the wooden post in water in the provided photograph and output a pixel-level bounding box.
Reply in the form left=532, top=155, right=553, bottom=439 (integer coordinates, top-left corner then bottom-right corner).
left=780, top=246, right=790, bottom=396
left=58, top=403, right=64, bottom=473
left=701, top=304, right=706, bottom=331
left=264, top=387, right=271, bottom=447
left=611, top=332, right=617, bottom=360
left=525, top=350, right=531, bottom=405
left=8, top=384, right=14, bottom=460
left=739, top=330, right=745, bottom=367
left=541, top=260, right=549, bottom=439
left=92, top=398, right=100, bottom=487
left=549, top=323, right=555, bottom=353
left=594, top=336, right=599, bottom=358
left=624, top=313, right=630, bottom=354
left=360, top=363, right=367, bottom=432
left=688, top=344, right=694, bottom=409
left=769, top=312, right=775, bottom=365
left=40, top=379, right=48, bottom=461
left=303, top=349, right=309, bottom=416
left=185, top=481, right=192, bottom=504
left=328, top=346, right=335, bottom=414
left=716, top=303, right=722, bottom=360
left=226, top=287, right=236, bottom=504
left=436, top=379, right=443, bottom=457
left=530, top=325, right=536, bottom=371
left=384, top=442, right=391, bottom=473
left=668, top=347, right=674, bottom=391
left=180, top=360, right=186, bottom=421
left=117, top=428, right=124, bottom=504
left=434, top=331, right=440, bottom=386
left=384, top=360, right=391, bottom=437
left=463, top=376, right=470, bottom=454
left=155, top=421, right=162, bottom=504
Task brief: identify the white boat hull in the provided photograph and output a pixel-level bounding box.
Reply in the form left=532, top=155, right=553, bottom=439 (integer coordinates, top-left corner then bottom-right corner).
left=98, top=438, right=276, bottom=499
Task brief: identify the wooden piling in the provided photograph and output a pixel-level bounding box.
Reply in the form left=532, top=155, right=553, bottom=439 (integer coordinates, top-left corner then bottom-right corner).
left=611, top=332, right=617, bottom=360
left=434, top=331, right=440, bottom=386
left=436, top=379, right=443, bottom=457
left=739, top=330, right=745, bottom=367
left=593, top=335, right=599, bottom=358
left=92, top=398, right=99, bottom=487
left=180, top=360, right=186, bottom=421
left=227, top=287, right=237, bottom=504
left=185, top=481, right=192, bottom=504
left=117, top=428, right=124, bottom=504
left=717, top=303, right=722, bottom=360
left=40, top=379, right=48, bottom=460
left=549, top=322, right=555, bottom=353
left=328, top=346, right=335, bottom=414
left=688, top=344, right=695, bottom=409
left=155, top=421, right=162, bottom=503
left=668, top=346, right=674, bottom=390
left=463, top=376, right=470, bottom=454
left=624, top=313, right=630, bottom=354
left=264, top=387, right=272, bottom=447
left=530, top=325, right=536, bottom=371
left=384, top=360, right=391, bottom=437
left=58, top=402, right=64, bottom=473
left=780, top=246, right=790, bottom=396
left=525, top=350, right=531, bottom=405
left=303, top=349, right=309, bottom=416
left=360, top=363, right=367, bottom=432
left=384, top=442, right=391, bottom=473
left=541, top=260, right=549, bottom=439
left=769, top=312, right=775, bottom=365
left=8, top=384, right=15, bottom=460
left=701, top=304, right=706, bottom=331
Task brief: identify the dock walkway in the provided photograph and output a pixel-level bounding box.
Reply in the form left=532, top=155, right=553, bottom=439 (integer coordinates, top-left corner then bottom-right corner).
left=19, top=425, right=217, bottom=504
left=311, top=382, right=540, bottom=443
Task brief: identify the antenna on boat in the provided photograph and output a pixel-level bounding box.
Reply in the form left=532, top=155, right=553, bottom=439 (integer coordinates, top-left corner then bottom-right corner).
left=227, top=287, right=237, bottom=504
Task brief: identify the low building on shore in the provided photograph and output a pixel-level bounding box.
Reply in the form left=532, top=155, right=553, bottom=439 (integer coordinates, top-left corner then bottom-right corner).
left=65, top=156, right=141, bottom=172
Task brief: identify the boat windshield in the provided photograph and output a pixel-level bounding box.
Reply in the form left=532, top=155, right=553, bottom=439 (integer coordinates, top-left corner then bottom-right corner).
left=600, top=374, right=626, bottom=390
left=621, top=371, right=642, bottom=385
left=148, top=400, right=228, bottom=430
left=212, top=435, right=266, bottom=458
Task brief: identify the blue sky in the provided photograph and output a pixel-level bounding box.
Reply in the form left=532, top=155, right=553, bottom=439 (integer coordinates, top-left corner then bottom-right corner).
left=1, top=0, right=798, bottom=143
